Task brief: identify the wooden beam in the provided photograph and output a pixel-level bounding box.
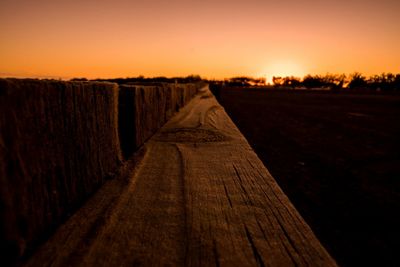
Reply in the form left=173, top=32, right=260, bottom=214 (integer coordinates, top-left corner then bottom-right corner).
left=25, top=86, right=337, bottom=266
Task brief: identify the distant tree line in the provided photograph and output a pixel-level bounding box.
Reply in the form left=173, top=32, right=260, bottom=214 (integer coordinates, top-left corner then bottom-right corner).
left=70, top=72, right=400, bottom=91
left=270, top=73, right=400, bottom=91
left=220, top=76, right=267, bottom=87
left=71, top=75, right=266, bottom=87
left=70, top=75, right=203, bottom=84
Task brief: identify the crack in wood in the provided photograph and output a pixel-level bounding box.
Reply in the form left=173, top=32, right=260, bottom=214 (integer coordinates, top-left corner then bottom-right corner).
left=222, top=182, right=233, bottom=208
left=156, top=128, right=229, bottom=143
left=244, top=225, right=266, bottom=267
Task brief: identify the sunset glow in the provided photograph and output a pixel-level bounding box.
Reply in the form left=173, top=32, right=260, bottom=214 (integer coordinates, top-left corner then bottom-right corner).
left=1, top=0, right=399, bottom=79
left=262, top=61, right=307, bottom=83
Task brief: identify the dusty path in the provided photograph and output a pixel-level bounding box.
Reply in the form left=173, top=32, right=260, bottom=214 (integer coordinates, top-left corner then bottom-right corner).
left=25, top=87, right=337, bottom=267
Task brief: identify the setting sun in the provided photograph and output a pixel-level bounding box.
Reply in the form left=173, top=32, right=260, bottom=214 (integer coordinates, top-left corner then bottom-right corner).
left=262, top=61, right=307, bottom=83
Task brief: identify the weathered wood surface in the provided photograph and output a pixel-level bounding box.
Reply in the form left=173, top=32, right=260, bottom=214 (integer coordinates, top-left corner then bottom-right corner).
left=25, top=86, right=337, bottom=266
left=0, top=79, right=201, bottom=266
left=0, top=79, right=122, bottom=265
left=119, top=83, right=199, bottom=159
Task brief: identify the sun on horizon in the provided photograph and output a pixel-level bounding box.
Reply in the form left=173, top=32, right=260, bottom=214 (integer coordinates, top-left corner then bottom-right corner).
left=260, top=61, right=308, bottom=84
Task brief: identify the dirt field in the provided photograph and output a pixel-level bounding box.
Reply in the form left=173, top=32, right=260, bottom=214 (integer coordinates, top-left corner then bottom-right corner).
left=218, top=88, right=400, bottom=267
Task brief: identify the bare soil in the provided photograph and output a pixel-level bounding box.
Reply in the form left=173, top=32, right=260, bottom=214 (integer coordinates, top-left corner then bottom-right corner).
left=218, top=87, right=400, bottom=267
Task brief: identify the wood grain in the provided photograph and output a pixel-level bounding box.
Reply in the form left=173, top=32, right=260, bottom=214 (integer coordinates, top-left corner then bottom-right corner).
left=119, top=83, right=199, bottom=159
left=0, top=79, right=122, bottom=265
left=25, top=86, right=337, bottom=266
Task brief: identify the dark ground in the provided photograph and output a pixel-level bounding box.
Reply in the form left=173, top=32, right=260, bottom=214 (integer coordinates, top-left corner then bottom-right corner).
left=218, top=87, right=400, bottom=267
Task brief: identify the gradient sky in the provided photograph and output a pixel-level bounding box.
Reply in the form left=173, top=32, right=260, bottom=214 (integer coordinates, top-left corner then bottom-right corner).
left=1, top=0, right=399, bottom=80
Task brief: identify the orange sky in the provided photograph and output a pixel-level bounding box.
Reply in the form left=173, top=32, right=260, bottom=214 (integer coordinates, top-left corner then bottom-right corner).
left=1, top=0, right=399, bottom=80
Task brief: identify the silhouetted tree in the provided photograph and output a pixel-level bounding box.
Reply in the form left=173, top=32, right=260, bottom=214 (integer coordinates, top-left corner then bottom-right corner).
left=70, top=77, right=88, bottom=81
left=225, top=76, right=267, bottom=87
left=253, top=77, right=267, bottom=86
left=334, top=74, right=347, bottom=89
left=302, top=75, right=324, bottom=89
left=394, top=74, right=400, bottom=91
left=272, top=76, right=284, bottom=87
left=348, top=72, right=367, bottom=89
left=321, top=74, right=347, bottom=90
left=382, top=73, right=396, bottom=91
left=283, top=76, right=301, bottom=88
